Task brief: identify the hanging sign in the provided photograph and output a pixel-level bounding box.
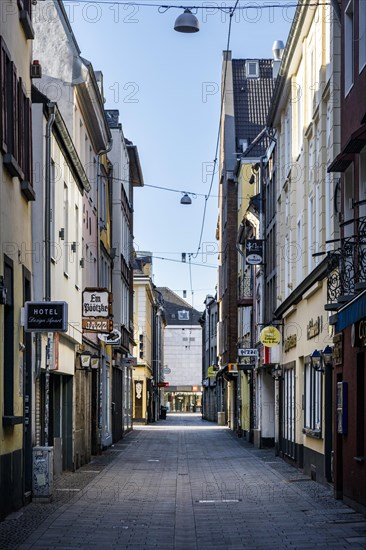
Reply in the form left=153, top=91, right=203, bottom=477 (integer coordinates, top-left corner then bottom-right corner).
left=97, top=329, right=122, bottom=344
left=82, top=318, right=113, bottom=333
left=259, top=326, right=281, bottom=347
left=82, top=289, right=111, bottom=318
left=245, top=239, right=263, bottom=265
left=238, top=348, right=258, bottom=357
left=24, top=301, right=68, bottom=332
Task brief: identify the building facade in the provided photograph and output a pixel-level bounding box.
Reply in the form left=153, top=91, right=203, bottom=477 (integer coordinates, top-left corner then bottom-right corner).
left=0, top=0, right=35, bottom=519
left=158, top=288, right=202, bottom=413
left=268, top=1, right=341, bottom=484
left=217, top=51, right=275, bottom=434
left=33, top=0, right=113, bottom=462
left=201, top=295, right=218, bottom=422
left=106, top=110, right=143, bottom=438
left=327, top=0, right=366, bottom=513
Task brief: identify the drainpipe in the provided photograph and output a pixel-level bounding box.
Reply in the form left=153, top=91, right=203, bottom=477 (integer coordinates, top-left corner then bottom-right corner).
left=44, top=103, right=56, bottom=448
left=96, top=139, right=113, bottom=450
left=45, top=103, right=56, bottom=302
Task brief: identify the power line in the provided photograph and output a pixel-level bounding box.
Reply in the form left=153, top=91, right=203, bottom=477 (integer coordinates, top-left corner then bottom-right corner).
left=191, top=0, right=240, bottom=258
left=151, top=255, right=216, bottom=268
left=63, top=1, right=328, bottom=10
left=108, top=173, right=255, bottom=201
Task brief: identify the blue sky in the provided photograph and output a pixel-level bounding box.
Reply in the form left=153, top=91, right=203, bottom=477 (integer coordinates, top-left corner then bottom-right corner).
left=66, top=0, right=294, bottom=310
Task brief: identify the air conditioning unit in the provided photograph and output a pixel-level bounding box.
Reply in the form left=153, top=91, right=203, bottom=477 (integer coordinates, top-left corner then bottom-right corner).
left=30, top=60, right=42, bottom=79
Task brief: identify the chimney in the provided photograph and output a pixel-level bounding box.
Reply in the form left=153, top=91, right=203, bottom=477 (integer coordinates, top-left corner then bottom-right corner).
left=272, top=40, right=284, bottom=79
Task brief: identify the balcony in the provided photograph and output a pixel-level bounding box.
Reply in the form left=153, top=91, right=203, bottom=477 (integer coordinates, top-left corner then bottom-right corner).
left=326, top=217, right=366, bottom=310
left=238, top=276, right=253, bottom=306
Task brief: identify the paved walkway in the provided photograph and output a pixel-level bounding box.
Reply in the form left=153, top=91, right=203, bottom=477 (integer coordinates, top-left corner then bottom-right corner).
left=1, top=414, right=366, bottom=549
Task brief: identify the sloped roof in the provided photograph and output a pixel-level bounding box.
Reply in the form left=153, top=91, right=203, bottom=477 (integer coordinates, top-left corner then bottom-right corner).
left=232, top=59, right=275, bottom=157
left=157, top=287, right=202, bottom=326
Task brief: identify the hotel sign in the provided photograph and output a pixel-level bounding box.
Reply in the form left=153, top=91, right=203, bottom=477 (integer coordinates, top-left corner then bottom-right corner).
left=24, top=301, right=68, bottom=332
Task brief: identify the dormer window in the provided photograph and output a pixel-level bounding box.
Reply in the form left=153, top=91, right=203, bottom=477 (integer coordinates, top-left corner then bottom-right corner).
left=246, top=60, right=259, bottom=78
left=178, top=310, right=189, bottom=321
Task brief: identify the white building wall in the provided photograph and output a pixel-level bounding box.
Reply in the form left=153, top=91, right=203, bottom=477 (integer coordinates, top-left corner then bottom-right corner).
left=164, top=325, right=202, bottom=387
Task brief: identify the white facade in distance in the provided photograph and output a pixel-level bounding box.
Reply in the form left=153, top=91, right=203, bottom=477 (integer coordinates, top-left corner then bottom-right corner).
left=163, top=324, right=202, bottom=387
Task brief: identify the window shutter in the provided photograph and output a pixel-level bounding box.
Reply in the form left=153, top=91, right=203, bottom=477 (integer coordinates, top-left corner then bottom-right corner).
left=18, top=79, right=25, bottom=172
left=26, top=97, right=33, bottom=185
left=12, top=62, right=18, bottom=161
left=0, top=40, right=8, bottom=152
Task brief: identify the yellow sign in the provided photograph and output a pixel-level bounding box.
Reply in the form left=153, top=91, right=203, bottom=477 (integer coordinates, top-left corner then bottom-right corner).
left=207, top=366, right=217, bottom=378
left=259, top=326, right=281, bottom=347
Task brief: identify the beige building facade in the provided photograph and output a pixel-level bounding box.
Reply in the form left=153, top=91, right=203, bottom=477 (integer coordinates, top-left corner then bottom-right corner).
left=269, top=1, right=341, bottom=483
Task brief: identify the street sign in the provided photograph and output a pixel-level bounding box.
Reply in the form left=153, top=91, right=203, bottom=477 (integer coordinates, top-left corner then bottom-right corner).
left=238, top=348, right=258, bottom=357
left=24, top=301, right=68, bottom=332
left=158, top=382, right=169, bottom=387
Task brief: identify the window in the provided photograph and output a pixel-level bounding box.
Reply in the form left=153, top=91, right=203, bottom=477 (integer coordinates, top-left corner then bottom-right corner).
left=75, top=205, right=79, bottom=287
left=63, top=183, right=69, bottom=274
left=246, top=60, right=259, bottom=78
left=308, top=195, right=314, bottom=272
left=304, top=358, right=322, bottom=435
left=360, top=0, right=366, bottom=72
left=296, top=217, right=302, bottom=285
left=3, top=256, right=14, bottom=418
left=0, top=39, right=33, bottom=195
left=99, top=173, right=107, bottom=227
left=345, top=0, right=354, bottom=94
left=178, top=310, right=189, bottom=321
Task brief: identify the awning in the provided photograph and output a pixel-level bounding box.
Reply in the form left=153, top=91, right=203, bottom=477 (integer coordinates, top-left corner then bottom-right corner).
left=335, top=290, right=366, bottom=332
left=328, top=124, right=366, bottom=172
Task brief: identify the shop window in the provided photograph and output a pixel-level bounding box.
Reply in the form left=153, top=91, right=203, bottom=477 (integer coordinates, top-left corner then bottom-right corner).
left=304, top=357, right=322, bottom=436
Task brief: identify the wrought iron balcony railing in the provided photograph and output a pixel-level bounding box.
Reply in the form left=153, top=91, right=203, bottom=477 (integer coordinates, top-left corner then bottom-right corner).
left=326, top=216, right=366, bottom=309
left=238, top=276, right=253, bottom=304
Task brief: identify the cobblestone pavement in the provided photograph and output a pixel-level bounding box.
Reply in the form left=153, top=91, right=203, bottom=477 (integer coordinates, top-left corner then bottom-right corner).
left=1, top=414, right=366, bottom=549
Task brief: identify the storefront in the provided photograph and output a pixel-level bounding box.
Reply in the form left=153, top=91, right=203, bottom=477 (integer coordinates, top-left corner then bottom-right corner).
left=332, top=291, right=366, bottom=513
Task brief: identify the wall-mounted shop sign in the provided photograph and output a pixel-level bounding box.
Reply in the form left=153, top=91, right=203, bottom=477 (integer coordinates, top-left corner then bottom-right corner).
left=238, top=348, right=258, bottom=357
left=82, top=288, right=111, bottom=318
left=207, top=365, right=218, bottom=378
left=259, top=326, right=281, bottom=347
left=82, top=318, right=113, bottom=333
left=24, top=301, right=68, bottom=332
left=284, top=334, right=297, bottom=352
left=122, top=357, right=137, bottom=367
left=98, top=329, right=121, bottom=344
left=245, top=239, right=264, bottom=265
left=307, top=316, right=322, bottom=340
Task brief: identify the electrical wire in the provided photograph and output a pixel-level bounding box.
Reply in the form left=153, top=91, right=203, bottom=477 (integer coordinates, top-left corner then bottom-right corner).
left=107, top=172, right=255, bottom=201
left=191, top=0, right=240, bottom=258
left=63, top=1, right=329, bottom=10
left=151, top=254, right=216, bottom=268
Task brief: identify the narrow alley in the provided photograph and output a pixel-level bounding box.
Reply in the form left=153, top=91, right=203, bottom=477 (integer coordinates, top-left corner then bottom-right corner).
left=1, top=414, right=366, bottom=550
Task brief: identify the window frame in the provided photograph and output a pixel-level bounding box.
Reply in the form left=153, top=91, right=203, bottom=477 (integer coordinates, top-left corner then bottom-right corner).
left=304, top=357, right=322, bottom=437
